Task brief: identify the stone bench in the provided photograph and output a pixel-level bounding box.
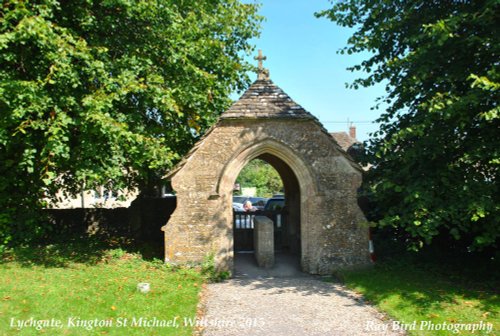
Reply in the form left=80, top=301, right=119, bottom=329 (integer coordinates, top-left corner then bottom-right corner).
left=253, top=216, right=274, bottom=269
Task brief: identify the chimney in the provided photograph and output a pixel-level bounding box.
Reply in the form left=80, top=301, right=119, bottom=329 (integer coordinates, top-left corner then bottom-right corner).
left=349, top=125, right=356, bottom=139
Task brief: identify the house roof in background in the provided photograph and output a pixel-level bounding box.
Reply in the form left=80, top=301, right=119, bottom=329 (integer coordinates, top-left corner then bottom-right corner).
left=330, top=132, right=359, bottom=151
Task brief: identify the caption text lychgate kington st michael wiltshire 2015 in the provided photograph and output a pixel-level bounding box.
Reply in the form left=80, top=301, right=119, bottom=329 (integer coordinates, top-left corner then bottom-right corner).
left=9, top=316, right=265, bottom=331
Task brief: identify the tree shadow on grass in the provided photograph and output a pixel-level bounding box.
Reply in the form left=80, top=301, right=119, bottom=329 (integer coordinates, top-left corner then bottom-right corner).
left=0, top=235, right=164, bottom=268
left=338, top=256, right=500, bottom=324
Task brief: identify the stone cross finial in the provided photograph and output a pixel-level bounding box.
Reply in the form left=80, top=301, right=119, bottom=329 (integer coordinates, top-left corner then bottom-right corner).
left=254, top=49, right=270, bottom=80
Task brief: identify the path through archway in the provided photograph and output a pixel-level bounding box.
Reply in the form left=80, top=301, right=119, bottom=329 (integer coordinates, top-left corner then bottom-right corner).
left=231, top=154, right=302, bottom=275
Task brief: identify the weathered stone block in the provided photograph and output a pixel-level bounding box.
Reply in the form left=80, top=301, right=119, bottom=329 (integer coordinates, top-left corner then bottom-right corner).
left=253, top=216, right=274, bottom=269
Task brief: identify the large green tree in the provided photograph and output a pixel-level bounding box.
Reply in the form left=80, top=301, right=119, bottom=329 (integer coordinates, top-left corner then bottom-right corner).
left=318, top=1, right=499, bottom=250
left=0, top=0, right=261, bottom=247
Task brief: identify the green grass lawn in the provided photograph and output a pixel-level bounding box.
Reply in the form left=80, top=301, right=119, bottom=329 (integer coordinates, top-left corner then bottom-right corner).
left=339, top=253, right=499, bottom=335
left=0, top=244, right=203, bottom=335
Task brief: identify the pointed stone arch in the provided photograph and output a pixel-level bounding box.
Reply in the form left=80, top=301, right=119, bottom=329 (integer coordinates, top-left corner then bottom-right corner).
left=216, top=138, right=317, bottom=271
left=216, top=138, right=317, bottom=196
left=162, top=79, right=371, bottom=275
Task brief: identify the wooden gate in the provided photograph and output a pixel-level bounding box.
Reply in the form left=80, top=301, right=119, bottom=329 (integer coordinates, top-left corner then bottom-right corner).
left=233, top=210, right=287, bottom=252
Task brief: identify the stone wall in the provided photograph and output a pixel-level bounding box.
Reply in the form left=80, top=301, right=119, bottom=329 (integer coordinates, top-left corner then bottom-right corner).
left=46, top=197, right=176, bottom=246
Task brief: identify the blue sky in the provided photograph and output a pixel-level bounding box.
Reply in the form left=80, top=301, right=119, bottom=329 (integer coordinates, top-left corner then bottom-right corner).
left=238, top=0, right=387, bottom=141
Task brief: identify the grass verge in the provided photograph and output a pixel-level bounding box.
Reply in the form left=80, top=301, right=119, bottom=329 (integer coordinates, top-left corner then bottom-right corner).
left=339, top=254, right=499, bottom=335
left=0, top=244, right=203, bottom=335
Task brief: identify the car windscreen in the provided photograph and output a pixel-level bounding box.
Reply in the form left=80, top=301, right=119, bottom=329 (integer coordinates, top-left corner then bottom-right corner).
left=265, top=200, right=285, bottom=211
left=233, top=196, right=247, bottom=204
left=250, top=197, right=267, bottom=205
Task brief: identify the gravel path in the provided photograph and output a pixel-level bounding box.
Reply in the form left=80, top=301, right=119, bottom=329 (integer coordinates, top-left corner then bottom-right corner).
left=201, top=255, right=402, bottom=336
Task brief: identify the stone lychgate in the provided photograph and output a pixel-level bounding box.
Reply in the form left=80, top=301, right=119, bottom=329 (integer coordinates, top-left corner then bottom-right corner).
left=162, top=54, right=370, bottom=275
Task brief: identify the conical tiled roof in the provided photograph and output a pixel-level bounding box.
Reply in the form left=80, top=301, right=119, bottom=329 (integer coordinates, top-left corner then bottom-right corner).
left=221, top=79, right=316, bottom=120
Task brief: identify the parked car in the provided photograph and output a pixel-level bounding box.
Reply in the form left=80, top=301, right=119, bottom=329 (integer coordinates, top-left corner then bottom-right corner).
left=264, top=196, right=285, bottom=211
left=263, top=196, right=286, bottom=230
left=233, top=195, right=250, bottom=211
left=232, top=202, right=245, bottom=212
left=233, top=195, right=249, bottom=205
left=248, top=197, right=268, bottom=211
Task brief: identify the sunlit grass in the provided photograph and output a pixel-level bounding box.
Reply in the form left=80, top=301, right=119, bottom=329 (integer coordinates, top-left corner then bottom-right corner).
left=0, top=246, right=202, bottom=335
left=340, top=257, right=499, bottom=335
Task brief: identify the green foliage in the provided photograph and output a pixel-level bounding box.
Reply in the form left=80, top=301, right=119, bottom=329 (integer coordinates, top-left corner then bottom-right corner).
left=0, top=0, right=261, bottom=247
left=200, top=253, right=231, bottom=283
left=318, top=1, right=499, bottom=250
left=236, top=159, right=283, bottom=197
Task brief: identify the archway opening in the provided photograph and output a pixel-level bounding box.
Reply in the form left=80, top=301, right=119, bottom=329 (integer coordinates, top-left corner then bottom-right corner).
left=231, top=153, right=302, bottom=272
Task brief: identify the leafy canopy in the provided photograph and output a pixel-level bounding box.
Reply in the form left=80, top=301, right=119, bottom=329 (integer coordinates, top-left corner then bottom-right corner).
left=236, top=159, right=283, bottom=198
left=318, top=0, right=499, bottom=250
left=0, top=0, right=261, bottom=247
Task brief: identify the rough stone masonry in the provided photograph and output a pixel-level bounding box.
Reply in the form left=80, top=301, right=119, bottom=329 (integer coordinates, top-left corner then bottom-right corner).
left=162, top=57, right=370, bottom=275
